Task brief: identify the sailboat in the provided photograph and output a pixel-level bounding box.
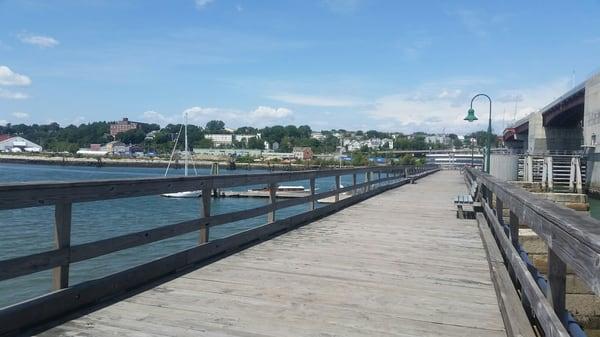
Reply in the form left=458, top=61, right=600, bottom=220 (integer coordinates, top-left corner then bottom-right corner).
left=161, top=113, right=202, bottom=198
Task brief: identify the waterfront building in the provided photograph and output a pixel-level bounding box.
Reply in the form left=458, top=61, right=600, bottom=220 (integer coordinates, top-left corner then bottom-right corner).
left=292, top=147, right=314, bottom=160
left=0, top=135, right=42, bottom=152
left=193, top=148, right=264, bottom=158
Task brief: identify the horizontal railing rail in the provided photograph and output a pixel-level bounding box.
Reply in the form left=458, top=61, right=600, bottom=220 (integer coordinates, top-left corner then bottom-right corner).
left=0, top=164, right=439, bottom=336
left=466, top=167, right=599, bottom=337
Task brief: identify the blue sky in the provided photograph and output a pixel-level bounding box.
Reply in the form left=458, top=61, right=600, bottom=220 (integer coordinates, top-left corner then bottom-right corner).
left=1, top=0, right=600, bottom=134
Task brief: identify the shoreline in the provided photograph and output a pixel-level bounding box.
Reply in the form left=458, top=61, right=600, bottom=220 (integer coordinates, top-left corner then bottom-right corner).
left=0, top=154, right=330, bottom=171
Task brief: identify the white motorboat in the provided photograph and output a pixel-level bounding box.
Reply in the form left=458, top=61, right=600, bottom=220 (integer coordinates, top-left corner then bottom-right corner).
left=161, top=113, right=202, bottom=198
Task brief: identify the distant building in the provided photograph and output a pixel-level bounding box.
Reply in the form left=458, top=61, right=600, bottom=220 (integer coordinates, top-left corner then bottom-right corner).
left=205, top=134, right=233, bottom=147
left=234, top=134, right=259, bottom=143
left=105, top=141, right=129, bottom=155
left=110, top=118, right=140, bottom=137
left=263, top=152, right=295, bottom=160
left=425, top=135, right=450, bottom=145
left=311, top=132, right=325, bottom=141
left=77, top=140, right=129, bottom=156
left=0, top=136, right=42, bottom=152
left=193, top=148, right=264, bottom=158
left=292, top=147, right=314, bottom=160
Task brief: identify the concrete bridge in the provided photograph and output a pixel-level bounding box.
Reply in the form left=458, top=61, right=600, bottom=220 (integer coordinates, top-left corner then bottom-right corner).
left=0, top=166, right=598, bottom=337
left=501, top=72, right=600, bottom=192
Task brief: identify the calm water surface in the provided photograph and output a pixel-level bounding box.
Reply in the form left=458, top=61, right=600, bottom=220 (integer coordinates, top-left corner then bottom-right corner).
left=0, top=163, right=360, bottom=307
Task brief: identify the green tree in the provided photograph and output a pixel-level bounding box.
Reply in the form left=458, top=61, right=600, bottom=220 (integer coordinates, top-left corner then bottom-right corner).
left=205, top=120, right=226, bottom=133
left=195, top=138, right=214, bottom=148
left=117, top=129, right=146, bottom=144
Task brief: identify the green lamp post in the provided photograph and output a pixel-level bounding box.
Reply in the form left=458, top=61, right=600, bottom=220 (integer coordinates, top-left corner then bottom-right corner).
left=465, top=94, right=492, bottom=173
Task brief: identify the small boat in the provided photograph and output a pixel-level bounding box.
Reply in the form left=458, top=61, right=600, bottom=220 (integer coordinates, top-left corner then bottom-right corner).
left=249, top=185, right=310, bottom=193
left=161, top=190, right=202, bottom=198
left=161, top=113, right=202, bottom=198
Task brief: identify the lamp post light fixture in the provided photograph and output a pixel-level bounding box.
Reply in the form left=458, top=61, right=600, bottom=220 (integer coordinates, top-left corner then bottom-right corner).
left=464, top=94, right=493, bottom=173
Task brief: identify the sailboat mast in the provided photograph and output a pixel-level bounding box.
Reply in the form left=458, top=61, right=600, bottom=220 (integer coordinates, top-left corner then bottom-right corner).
left=184, top=113, right=189, bottom=176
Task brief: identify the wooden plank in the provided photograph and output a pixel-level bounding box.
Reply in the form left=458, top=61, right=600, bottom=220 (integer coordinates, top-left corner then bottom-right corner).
left=482, top=202, right=570, bottom=337
left=476, top=213, right=536, bottom=337
left=0, top=249, right=69, bottom=282
left=52, top=202, right=72, bottom=290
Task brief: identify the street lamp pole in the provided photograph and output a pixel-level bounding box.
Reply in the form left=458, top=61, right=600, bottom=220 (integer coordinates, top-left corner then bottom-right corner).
left=465, top=94, right=493, bottom=173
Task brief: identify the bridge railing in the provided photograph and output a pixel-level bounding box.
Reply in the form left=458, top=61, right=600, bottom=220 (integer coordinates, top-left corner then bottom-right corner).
left=466, top=167, right=599, bottom=337
left=0, top=164, right=439, bottom=336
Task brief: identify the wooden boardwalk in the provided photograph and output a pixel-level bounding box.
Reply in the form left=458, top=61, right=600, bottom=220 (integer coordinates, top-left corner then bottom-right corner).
left=37, top=170, right=506, bottom=337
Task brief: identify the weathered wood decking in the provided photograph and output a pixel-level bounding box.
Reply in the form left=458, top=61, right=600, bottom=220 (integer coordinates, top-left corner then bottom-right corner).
left=37, top=170, right=505, bottom=337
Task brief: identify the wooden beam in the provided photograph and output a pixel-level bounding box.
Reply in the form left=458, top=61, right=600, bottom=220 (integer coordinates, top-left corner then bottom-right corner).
left=547, top=247, right=567, bottom=327
left=476, top=213, right=536, bottom=337
left=200, top=188, right=211, bottom=244
left=52, top=202, right=72, bottom=290
left=268, top=183, right=277, bottom=223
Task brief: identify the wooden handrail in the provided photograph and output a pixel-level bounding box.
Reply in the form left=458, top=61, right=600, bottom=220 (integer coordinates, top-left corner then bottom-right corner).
left=467, top=167, right=599, bottom=336
left=0, top=165, right=439, bottom=336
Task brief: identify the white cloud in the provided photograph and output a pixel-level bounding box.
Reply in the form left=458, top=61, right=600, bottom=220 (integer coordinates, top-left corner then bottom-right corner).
left=18, top=33, right=59, bottom=48
left=0, top=88, right=28, bottom=100
left=141, top=110, right=177, bottom=126
left=141, top=105, right=293, bottom=128
left=11, top=112, right=29, bottom=119
left=364, top=77, right=573, bottom=133
left=70, top=116, right=86, bottom=125
left=0, top=66, right=31, bottom=86
left=251, top=106, right=292, bottom=119
left=268, top=93, right=365, bottom=107
left=0, top=120, right=7, bottom=126
left=195, top=0, right=214, bottom=10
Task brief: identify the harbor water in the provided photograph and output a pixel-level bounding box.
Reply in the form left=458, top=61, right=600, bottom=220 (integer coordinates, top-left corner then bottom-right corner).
left=0, top=163, right=362, bottom=308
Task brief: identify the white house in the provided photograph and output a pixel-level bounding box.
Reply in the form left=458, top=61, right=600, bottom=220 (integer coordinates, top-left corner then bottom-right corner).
left=205, top=134, right=233, bottom=146
left=234, top=134, right=259, bottom=143
left=0, top=136, right=42, bottom=152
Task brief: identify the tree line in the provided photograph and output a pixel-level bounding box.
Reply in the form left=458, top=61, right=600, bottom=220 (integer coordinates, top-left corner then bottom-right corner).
left=0, top=120, right=499, bottom=155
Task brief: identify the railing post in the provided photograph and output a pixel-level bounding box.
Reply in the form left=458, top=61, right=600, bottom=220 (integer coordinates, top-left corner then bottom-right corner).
left=547, top=248, right=567, bottom=326
left=509, top=210, right=519, bottom=249
left=569, top=157, right=576, bottom=192
left=309, top=177, right=316, bottom=211
left=352, top=173, right=357, bottom=195
left=268, top=183, right=277, bottom=223
left=367, top=171, right=372, bottom=192
left=335, top=175, right=340, bottom=202
left=200, top=188, right=210, bottom=244
left=495, top=194, right=504, bottom=226
left=53, top=201, right=72, bottom=290
left=575, top=157, right=583, bottom=194
left=377, top=171, right=381, bottom=188
left=526, top=155, right=534, bottom=183
left=547, top=156, right=554, bottom=192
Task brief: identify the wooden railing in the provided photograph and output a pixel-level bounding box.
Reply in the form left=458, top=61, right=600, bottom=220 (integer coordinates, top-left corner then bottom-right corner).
left=0, top=165, right=439, bottom=336
left=465, top=167, right=598, bottom=337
